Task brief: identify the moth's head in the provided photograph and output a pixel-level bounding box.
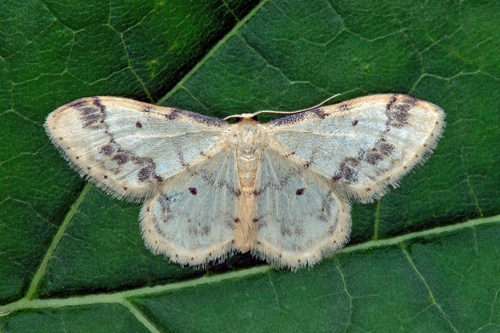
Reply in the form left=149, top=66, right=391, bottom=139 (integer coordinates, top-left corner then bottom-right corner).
left=224, top=112, right=260, bottom=121
left=224, top=110, right=306, bottom=124
left=223, top=113, right=263, bottom=125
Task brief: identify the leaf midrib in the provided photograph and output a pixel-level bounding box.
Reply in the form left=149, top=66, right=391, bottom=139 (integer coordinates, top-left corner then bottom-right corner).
left=1, top=212, right=498, bottom=317
left=156, top=0, right=270, bottom=107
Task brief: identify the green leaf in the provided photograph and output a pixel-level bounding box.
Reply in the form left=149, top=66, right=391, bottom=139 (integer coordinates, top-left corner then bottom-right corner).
left=1, top=0, right=499, bottom=331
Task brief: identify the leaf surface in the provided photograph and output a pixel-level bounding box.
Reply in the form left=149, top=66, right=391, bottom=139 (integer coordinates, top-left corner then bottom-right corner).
left=1, top=0, right=499, bottom=331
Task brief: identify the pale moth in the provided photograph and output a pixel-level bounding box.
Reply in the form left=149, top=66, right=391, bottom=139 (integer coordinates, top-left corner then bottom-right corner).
left=45, top=94, right=445, bottom=270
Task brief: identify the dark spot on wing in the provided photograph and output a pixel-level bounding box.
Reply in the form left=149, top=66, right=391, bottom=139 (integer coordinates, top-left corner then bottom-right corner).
left=178, top=151, right=189, bottom=168
left=112, top=153, right=129, bottom=165
left=338, top=103, right=350, bottom=111
left=295, top=226, right=304, bottom=236
left=158, top=194, right=172, bottom=215
left=92, top=98, right=106, bottom=115
left=386, top=95, right=397, bottom=111
left=310, top=108, right=328, bottom=119
left=234, top=218, right=240, bottom=223
left=252, top=218, right=259, bottom=223
left=177, top=109, right=227, bottom=127
left=296, top=188, right=305, bottom=196
left=328, top=226, right=336, bottom=235
left=386, top=94, right=412, bottom=128
left=393, top=104, right=410, bottom=124
left=69, top=100, right=89, bottom=108
left=100, top=144, right=114, bottom=156
left=333, top=158, right=359, bottom=182
left=187, top=223, right=201, bottom=237
left=138, top=167, right=153, bottom=181
left=189, top=187, right=197, bottom=195
left=131, top=157, right=159, bottom=183
left=154, top=224, right=165, bottom=237
left=320, top=195, right=334, bottom=220
left=281, top=226, right=292, bottom=237
left=359, top=137, right=396, bottom=167
left=135, top=121, right=142, bottom=128
left=352, top=120, right=359, bottom=126
left=201, top=226, right=210, bottom=236
left=80, top=107, right=98, bottom=116
left=268, top=111, right=309, bottom=126
left=80, top=109, right=105, bottom=128
left=165, top=110, right=179, bottom=120
left=365, top=152, right=383, bottom=165
left=403, top=96, right=420, bottom=106
left=377, top=139, right=395, bottom=156
left=92, top=97, right=102, bottom=107
left=268, top=107, right=328, bottom=126
left=318, top=213, right=327, bottom=222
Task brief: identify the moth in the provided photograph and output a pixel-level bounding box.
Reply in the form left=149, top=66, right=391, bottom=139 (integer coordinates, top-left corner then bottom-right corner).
left=45, top=94, right=445, bottom=270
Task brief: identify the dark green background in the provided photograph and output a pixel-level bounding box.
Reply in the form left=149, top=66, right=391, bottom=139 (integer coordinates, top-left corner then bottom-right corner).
left=1, top=0, right=499, bottom=331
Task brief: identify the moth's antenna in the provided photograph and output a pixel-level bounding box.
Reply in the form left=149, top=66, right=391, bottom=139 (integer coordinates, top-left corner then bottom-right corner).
left=256, top=94, right=341, bottom=116
left=224, top=94, right=341, bottom=120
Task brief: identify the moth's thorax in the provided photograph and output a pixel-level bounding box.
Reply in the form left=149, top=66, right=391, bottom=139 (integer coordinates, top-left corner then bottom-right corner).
left=229, top=118, right=266, bottom=192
